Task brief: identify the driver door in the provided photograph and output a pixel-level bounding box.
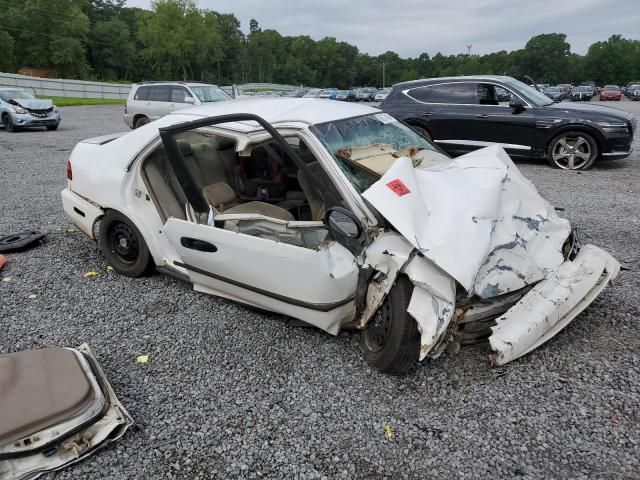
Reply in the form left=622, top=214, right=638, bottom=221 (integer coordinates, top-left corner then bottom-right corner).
left=158, top=114, right=359, bottom=329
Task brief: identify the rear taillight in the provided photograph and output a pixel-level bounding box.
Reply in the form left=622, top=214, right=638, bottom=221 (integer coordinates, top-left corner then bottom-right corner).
left=66, top=160, right=72, bottom=181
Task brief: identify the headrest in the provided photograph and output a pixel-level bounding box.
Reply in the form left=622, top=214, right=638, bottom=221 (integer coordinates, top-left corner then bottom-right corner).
left=191, top=142, right=213, bottom=155
left=202, top=182, right=238, bottom=210
left=177, top=139, right=192, bottom=156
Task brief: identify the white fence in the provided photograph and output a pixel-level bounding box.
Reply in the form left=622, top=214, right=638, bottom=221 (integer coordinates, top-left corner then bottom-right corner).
left=0, top=72, right=132, bottom=99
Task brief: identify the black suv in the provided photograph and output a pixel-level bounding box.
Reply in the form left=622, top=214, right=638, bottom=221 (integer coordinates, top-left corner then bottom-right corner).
left=381, top=75, right=636, bottom=170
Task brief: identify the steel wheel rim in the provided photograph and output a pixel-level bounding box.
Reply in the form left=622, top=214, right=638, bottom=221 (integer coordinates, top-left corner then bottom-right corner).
left=363, top=301, right=393, bottom=353
left=108, top=222, right=139, bottom=264
left=552, top=135, right=591, bottom=170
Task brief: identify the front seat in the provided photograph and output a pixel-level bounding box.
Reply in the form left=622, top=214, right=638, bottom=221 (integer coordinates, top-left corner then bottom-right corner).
left=202, top=182, right=294, bottom=222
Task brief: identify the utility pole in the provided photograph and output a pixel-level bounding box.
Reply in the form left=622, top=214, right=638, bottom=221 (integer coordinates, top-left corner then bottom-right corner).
left=382, top=62, right=385, bottom=88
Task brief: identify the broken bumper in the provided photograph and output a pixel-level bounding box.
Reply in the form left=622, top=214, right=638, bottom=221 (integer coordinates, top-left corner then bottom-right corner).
left=488, top=244, right=620, bottom=365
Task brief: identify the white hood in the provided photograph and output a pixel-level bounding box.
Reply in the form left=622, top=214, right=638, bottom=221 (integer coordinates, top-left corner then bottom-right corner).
left=14, top=98, right=53, bottom=110
left=362, top=145, right=571, bottom=298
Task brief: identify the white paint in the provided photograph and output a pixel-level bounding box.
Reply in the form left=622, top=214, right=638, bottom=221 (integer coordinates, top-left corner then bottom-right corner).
left=489, top=244, right=620, bottom=365
left=362, top=145, right=571, bottom=298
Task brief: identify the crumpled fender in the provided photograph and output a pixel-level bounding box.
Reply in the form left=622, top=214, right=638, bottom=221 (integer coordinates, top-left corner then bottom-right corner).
left=357, top=231, right=456, bottom=361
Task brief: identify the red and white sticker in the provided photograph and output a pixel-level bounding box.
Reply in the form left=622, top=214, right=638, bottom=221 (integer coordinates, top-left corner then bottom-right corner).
left=386, top=179, right=411, bottom=196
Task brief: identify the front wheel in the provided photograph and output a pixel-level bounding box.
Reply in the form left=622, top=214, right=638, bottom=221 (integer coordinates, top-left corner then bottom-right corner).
left=3, top=114, right=18, bottom=132
left=361, top=276, right=420, bottom=375
left=547, top=131, right=598, bottom=170
left=98, top=211, right=152, bottom=277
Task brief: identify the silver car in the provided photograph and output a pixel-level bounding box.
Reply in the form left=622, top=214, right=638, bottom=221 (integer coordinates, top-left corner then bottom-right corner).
left=0, top=87, right=61, bottom=132
left=124, top=81, right=231, bottom=129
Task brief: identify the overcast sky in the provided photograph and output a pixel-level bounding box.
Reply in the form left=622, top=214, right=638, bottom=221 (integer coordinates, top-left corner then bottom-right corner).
left=125, top=0, right=639, bottom=57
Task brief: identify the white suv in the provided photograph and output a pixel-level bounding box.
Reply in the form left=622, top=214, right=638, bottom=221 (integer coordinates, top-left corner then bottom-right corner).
left=124, top=81, right=231, bottom=129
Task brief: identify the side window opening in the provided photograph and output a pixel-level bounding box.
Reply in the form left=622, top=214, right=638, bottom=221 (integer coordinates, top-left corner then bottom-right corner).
left=134, top=86, right=150, bottom=101
left=144, top=128, right=348, bottom=249
left=170, top=87, right=188, bottom=103
left=477, top=84, right=499, bottom=105
left=148, top=86, right=170, bottom=102
left=407, top=82, right=475, bottom=104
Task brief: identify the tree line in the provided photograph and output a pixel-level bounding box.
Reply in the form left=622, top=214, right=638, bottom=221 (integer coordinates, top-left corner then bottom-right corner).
left=1, top=0, right=639, bottom=88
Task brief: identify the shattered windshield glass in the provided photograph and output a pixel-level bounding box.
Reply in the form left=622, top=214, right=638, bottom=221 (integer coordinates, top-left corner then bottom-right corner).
left=312, top=113, right=444, bottom=192
left=189, top=85, right=231, bottom=103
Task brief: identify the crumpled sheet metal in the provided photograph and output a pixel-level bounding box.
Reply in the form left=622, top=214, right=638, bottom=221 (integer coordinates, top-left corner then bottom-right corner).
left=362, top=145, right=572, bottom=299
left=359, top=232, right=456, bottom=360
left=488, top=244, right=620, bottom=365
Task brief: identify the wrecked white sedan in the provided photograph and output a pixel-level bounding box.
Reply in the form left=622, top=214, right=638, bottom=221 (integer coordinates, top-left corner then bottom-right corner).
left=62, top=99, right=620, bottom=374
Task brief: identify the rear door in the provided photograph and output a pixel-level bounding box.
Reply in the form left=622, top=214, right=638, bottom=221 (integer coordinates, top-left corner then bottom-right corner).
left=404, top=82, right=479, bottom=155
left=158, top=114, right=359, bottom=327
left=147, top=85, right=171, bottom=119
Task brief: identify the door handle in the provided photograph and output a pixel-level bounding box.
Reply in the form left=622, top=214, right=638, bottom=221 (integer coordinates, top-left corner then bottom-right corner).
left=421, top=112, right=432, bottom=117
left=476, top=114, right=489, bottom=119
left=180, top=237, right=218, bottom=252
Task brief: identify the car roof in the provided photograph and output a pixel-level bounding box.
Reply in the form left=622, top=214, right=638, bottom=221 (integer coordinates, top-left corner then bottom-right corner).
left=392, top=75, right=515, bottom=89
left=168, top=97, right=379, bottom=127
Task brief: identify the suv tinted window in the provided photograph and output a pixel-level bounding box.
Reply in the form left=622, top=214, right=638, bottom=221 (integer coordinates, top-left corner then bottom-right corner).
left=134, top=86, right=150, bottom=101
left=148, top=86, right=170, bottom=102
left=170, top=87, right=189, bottom=103
left=408, top=83, right=475, bottom=104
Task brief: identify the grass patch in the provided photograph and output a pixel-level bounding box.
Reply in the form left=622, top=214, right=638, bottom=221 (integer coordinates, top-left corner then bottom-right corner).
left=41, top=96, right=125, bottom=107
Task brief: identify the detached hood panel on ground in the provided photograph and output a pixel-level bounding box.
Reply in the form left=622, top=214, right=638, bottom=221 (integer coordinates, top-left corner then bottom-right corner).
left=363, top=145, right=572, bottom=298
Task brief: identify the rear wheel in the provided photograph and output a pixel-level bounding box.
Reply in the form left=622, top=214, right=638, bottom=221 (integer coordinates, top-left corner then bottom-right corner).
left=98, top=211, right=151, bottom=277
left=134, top=116, right=150, bottom=129
left=3, top=114, right=18, bottom=132
left=547, top=131, right=598, bottom=170
left=361, top=276, right=420, bottom=375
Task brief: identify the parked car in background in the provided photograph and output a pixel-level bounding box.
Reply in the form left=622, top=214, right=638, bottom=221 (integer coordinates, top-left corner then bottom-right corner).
left=0, top=87, right=60, bottom=132
left=543, top=86, right=565, bottom=102
left=381, top=75, right=636, bottom=170
left=599, top=85, right=622, bottom=101
left=629, top=85, right=640, bottom=101
left=625, top=83, right=640, bottom=99
left=124, top=81, right=231, bottom=129
left=557, top=84, right=572, bottom=95
left=336, top=90, right=356, bottom=102
left=355, top=88, right=374, bottom=102
left=374, top=88, right=391, bottom=102
left=61, top=98, right=620, bottom=374
left=571, top=86, right=593, bottom=102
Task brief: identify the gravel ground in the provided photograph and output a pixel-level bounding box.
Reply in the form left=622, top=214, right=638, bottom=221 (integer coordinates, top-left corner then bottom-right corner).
left=1, top=101, right=639, bottom=479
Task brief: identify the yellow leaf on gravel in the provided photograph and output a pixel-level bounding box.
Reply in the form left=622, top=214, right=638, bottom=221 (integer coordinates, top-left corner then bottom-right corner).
left=84, top=271, right=99, bottom=278
left=66, top=228, right=76, bottom=233
left=136, top=355, right=150, bottom=365
left=106, top=265, right=114, bottom=272
left=385, top=424, right=393, bottom=440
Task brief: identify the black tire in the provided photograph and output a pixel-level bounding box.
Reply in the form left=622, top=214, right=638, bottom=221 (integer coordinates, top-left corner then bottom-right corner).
left=3, top=114, right=18, bottom=132
left=410, top=124, right=432, bottom=141
left=361, top=276, right=420, bottom=375
left=134, top=116, right=150, bottom=129
left=46, top=124, right=59, bottom=131
left=98, top=210, right=152, bottom=277
left=547, top=130, right=598, bottom=170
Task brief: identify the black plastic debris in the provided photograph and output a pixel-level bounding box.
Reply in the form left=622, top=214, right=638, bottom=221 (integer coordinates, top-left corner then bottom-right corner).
left=0, top=231, right=46, bottom=253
